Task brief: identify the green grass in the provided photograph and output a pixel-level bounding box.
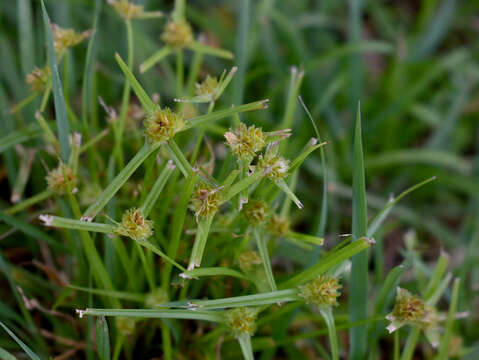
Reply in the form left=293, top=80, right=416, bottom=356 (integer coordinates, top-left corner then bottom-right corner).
left=0, top=0, right=478, bottom=359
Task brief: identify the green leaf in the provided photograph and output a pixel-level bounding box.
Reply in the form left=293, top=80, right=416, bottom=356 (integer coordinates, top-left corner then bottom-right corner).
left=41, top=215, right=115, bottom=234
left=41, top=0, right=70, bottom=162
left=253, top=228, right=277, bottom=292
left=96, top=317, right=111, bottom=360
left=181, top=267, right=249, bottom=281
left=139, top=162, right=176, bottom=216
left=0, top=346, right=17, bottom=360
left=0, top=321, right=40, bottom=360
left=349, top=102, right=368, bottom=359
left=114, top=53, right=156, bottom=114
left=78, top=309, right=223, bottom=322
left=237, top=333, right=254, bottom=360
left=139, top=47, right=173, bottom=73
left=281, top=237, right=373, bottom=288
left=82, top=143, right=160, bottom=220
left=187, top=41, right=234, bottom=59
left=188, top=289, right=300, bottom=310
left=289, top=140, right=328, bottom=173
left=68, top=285, right=145, bottom=303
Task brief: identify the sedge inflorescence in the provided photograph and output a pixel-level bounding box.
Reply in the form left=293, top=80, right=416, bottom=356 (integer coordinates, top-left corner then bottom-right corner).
left=267, top=214, right=291, bottom=237
left=114, top=208, right=153, bottom=241
left=238, top=250, right=262, bottom=272
left=298, top=275, right=342, bottom=307
left=144, top=107, right=185, bottom=143
left=51, top=24, right=91, bottom=57
left=256, top=146, right=290, bottom=181
left=244, top=200, right=269, bottom=226
left=224, top=307, right=257, bottom=337
left=189, top=185, right=222, bottom=218
left=224, top=123, right=266, bottom=162
left=26, top=66, right=51, bottom=93
left=386, top=287, right=426, bottom=333
left=161, top=20, right=194, bottom=48
left=196, top=75, right=219, bottom=97
left=46, top=163, right=77, bottom=195
left=109, top=0, right=143, bottom=20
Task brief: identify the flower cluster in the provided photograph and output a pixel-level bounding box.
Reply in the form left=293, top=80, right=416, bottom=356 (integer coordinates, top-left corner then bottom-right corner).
left=196, top=75, right=218, bottom=98
left=267, top=214, right=291, bottom=237
left=224, top=307, right=257, bottom=337
left=161, top=20, right=194, bottom=48
left=298, top=275, right=341, bottom=307
left=114, top=208, right=153, bottom=241
left=386, top=288, right=426, bottom=333
left=224, top=123, right=266, bottom=162
left=109, top=0, right=142, bottom=20
left=144, top=107, right=185, bottom=143
left=189, top=185, right=222, bottom=218
left=46, top=163, right=77, bottom=195
left=145, top=288, right=169, bottom=308
left=238, top=250, right=262, bottom=272
left=257, top=147, right=290, bottom=181
left=244, top=200, right=269, bottom=226
left=26, top=66, right=50, bottom=93
left=116, top=317, right=136, bottom=336
left=51, top=24, right=91, bottom=57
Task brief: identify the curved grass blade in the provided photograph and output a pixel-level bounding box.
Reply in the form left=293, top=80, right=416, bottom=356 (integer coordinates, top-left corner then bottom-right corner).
left=0, top=126, right=42, bottom=154
left=319, top=306, right=339, bottom=360
left=96, top=316, right=110, bottom=360
left=41, top=0, right=70, bottom=162
left=139, top=47, right=173, bottom=73
left=0, top=321, right=40, bottom=360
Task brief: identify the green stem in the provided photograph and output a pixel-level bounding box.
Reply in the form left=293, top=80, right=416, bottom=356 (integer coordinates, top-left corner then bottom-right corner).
left=5, top=190, right=53, bottom=215
left=253, top=228, right=277, bottom=292
left=320, top=306, right=339, bottom=360
left=188, top=214, right=214, bottom=270
left=237, top=333, right=254, bottom=360
left=399, top=327, right=420, bottom=360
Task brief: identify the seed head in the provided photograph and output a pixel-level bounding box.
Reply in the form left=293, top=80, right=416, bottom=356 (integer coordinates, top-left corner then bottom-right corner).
left=298, top=275, right=341, bottom=307
left=224, top=307, right=257, bottom=337
left=46, top=163, right=77, bottom=195
left=116, top=317, right=135, bottom=336
left=268, top=214, right=291, bottom=237
left=391, top=288, right=425, bottom=322
left=244, top=200, right=268, bottom=226
left=238, top=250, right=262, bottom=272
left=109, top=0, right=143, bottom=20
left=26, top=66, right=50, bottom=93
left=51, top=24, right=91, bottom=57
left=144, top=107, right=184, bottom=143
left=257, top=148, right=290, bottom=180
left=190, top=185, right=222, bottom=218
left=224, top=123, right=266, bottom=162
left=145, top=288, right=169, bottom=308
left=196, top=75, right=218, bottom=98
left=161, top=20, right=194, bottom=48
left=114, top=208, right=153, bottom=241
left=386, top=288, right=426, bottom=333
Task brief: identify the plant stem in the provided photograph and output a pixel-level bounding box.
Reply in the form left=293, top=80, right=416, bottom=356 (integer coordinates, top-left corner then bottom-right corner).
left=253, top=228, right=277, bottom=292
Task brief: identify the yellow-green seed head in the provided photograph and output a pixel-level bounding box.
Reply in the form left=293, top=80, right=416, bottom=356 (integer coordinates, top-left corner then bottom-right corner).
left=224, top=123, right=266, bottom=161
left=116, top=317, right=135, bottom=336
left=145, top=288, right=169, bottom=308
left=238, top=250, right=262, bottom=272
left=268, top=214, right=291, bottom=237
left=224, top=307, right=257, bottom=337
left=144, top=107, right=184, bottom=143
left=196, top=75, right=218, bottom=97
left=391, top=288, right=425, bottom=322
left=244, top=200, right=268, bottom=226
left=26, top=66, right=50, bottom=93
left=257, top=150, right=290, bottom=180
left=46, top=164, right=77, bottom=195
left=51, top=24, right=90, bottom=57
left=109, top=0, right=143, bottom=20
left=298, top=275, right=341, bottom=307
left=161, top=20, right=194, bottom=48
left=190, top=185, right=222, bottom=218
left=114, top=208, right=153, bottom=241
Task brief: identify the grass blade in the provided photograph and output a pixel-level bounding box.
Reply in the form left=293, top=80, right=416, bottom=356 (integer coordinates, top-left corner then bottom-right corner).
left=349, top=101, right=368, bottom=359
left=436, top=278, right=461, bottom=360
left=139, top=161, right=176, bottom=216
left=254, top=228, right=277, bottom=291
left=41, top=0, right=70, bottom=162
left=181, top=267, right=249, bottom=281
left=319, top=306, right=339, bottom=360
left=78, top=309, right=223, bottom=322
left=237, top=333, right=254, bottom=360
left=139, top=46, right=173, bottom=73
left=0, top=321, right=40, bottom=360
left=96, top=317, right=111, bottom=360
left=82, top=143, right=159, bottom=220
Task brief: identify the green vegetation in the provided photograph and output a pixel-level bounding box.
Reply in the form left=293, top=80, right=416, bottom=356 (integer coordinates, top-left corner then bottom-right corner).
left=0, top=0, right=478, bottom=359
